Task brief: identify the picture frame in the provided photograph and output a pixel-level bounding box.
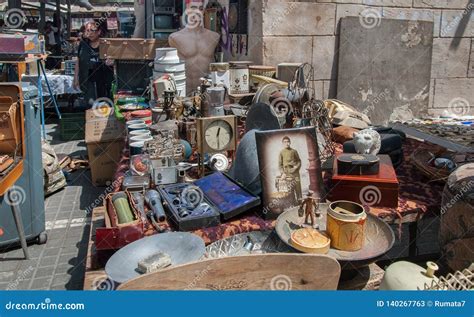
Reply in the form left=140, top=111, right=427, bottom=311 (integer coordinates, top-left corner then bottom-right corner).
left=256, top=127, right=325, bottom=219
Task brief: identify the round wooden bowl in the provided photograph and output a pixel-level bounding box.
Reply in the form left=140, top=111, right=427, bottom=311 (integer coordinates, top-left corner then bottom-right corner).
left=290, top=228, right=331, bottom=254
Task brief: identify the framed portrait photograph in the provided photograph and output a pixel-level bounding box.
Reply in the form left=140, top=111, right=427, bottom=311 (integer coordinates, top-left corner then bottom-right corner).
left=256, top=127, right=325, bottom=219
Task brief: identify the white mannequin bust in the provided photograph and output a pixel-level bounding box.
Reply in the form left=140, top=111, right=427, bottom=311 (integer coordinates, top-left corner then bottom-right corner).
left=169, top=6, right=220, bottom=94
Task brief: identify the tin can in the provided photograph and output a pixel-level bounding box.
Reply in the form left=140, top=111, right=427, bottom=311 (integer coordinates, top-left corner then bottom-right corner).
left=229, top=61, right=251, bottom=94
left=327, top=201, right=367, bottom=251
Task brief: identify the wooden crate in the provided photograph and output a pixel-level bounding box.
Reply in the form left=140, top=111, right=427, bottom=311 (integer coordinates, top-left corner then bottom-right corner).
left=60, top=113, right=85, bottom=141
left=99, top=38, right=168, bottom=60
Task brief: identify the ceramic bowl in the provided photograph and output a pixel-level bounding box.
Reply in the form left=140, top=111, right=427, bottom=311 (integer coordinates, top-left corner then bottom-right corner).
left=130, top=134, right=153, bottom=143
left=129, top=129, right=151, bottom=138
left=126, top=119, right=145, bottom=127
left=128, top=123, right=148, bottom=132
left=130, top=141, right=145, bottom=156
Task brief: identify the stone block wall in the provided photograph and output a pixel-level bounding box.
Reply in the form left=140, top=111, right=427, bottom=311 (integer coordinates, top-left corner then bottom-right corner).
left=245, top=0, right=473, bottom=117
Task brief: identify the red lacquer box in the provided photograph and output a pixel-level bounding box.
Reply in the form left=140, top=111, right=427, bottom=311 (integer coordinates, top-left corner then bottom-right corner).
left=329, top=154, right=399, bottom=208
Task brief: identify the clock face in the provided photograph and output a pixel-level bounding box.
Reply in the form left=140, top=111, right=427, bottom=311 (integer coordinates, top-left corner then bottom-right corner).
left=204, top=120, right=233, bottom=151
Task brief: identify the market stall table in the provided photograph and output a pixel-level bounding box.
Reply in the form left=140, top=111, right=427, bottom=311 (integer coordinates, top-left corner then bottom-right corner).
left=21, top=73, right=81, bottom=97
left=84, top=206, right=385, bottom=290
left=83, top=136, right=445, bottom=290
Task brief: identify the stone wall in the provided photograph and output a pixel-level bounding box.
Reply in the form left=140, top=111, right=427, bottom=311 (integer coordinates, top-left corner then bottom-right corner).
left=247, top=0, right=473, bottom=117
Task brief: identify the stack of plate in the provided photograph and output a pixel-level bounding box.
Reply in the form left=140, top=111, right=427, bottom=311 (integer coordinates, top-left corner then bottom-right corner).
left=154, top=48, right=186, bottom=96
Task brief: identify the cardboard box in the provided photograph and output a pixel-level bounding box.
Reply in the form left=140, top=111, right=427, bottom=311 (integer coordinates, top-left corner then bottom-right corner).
left=85, top=110, right=125, bottom=186
left=85, top=107, right=113, bottom=121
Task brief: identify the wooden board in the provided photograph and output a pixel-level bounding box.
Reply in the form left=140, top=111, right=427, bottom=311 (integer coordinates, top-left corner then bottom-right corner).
left=99, top=38, right=167, bottom=60
left=337, top=17, right=433, bottom=125
left=83, top=206, right=107, bottom=290
left=118, top=254, right=341, bottom=290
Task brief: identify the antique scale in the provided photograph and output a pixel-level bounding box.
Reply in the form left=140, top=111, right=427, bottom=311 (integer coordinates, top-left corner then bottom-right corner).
left=196, top=115, right=237, bottom=176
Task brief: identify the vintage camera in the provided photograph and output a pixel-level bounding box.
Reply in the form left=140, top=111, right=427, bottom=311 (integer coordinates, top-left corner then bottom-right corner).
left=151, top=156, right=179, bottom=185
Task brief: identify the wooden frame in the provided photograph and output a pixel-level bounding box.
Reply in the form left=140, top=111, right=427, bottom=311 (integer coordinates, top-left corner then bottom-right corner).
left=0, top=83, right=25, bottom=196
left=196, top=115, right=237, bottom=176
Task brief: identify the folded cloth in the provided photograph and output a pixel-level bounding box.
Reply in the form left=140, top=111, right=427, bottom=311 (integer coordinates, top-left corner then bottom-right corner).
left=332, top=126, right=359, bottom=144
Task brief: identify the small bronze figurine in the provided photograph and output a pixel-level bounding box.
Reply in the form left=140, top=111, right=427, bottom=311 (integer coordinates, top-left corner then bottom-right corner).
left=299, top=191, right=320, bottom=228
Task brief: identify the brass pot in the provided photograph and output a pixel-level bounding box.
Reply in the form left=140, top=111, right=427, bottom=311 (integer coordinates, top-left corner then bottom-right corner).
left=327, top=201, right=367, bottom=251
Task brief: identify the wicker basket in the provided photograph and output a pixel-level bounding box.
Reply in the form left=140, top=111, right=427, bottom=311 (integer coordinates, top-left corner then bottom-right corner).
left=249, top=66, right=277, bottom=90
left=411, top=148, right=474, bottom=183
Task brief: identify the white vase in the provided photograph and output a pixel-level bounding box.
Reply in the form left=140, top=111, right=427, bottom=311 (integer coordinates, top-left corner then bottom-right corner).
left=154, top=48, right=181, bottom=64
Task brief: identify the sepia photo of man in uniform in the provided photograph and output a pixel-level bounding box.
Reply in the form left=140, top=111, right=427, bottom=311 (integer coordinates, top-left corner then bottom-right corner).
left=278, top=136, right=302, bottom=200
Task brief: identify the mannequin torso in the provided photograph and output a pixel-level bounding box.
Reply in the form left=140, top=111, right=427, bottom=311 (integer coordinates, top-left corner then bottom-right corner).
left=169, top=27, right=220, bottom=93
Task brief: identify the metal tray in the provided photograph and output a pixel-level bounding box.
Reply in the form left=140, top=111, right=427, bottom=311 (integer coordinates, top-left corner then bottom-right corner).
left=275, top=203, right=395, bottom=267
left=204, top=231, right=293, bottom=259
left=105, top=232, right=206, bottom=283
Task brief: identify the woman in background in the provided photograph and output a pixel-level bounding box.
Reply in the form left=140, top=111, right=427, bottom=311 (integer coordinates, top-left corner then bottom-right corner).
left=73, top=21, right=114, bottom=107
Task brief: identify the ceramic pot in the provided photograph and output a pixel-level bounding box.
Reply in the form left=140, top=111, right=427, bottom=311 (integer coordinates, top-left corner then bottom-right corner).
left=229, top=61, right=251, bottom=94
left=379, top=261, right=439, bottom=290
left=327, top=200, right=367, bottom=251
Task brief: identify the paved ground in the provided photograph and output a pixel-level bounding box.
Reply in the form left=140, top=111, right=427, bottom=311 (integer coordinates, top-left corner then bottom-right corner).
left=0, top=119, right=103, bottom=290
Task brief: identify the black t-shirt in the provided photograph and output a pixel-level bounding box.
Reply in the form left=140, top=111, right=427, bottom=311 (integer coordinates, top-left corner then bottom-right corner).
left=77, top=40, right=112, bottom=83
